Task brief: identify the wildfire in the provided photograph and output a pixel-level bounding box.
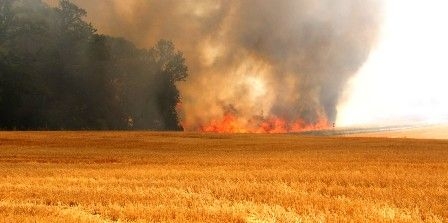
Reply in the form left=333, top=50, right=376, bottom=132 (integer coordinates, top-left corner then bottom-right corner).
left=200, top=113, right=330, bottom=133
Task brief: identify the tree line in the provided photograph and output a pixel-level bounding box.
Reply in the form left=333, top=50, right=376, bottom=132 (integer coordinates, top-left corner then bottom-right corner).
left=0, top=0, right=187, bottom=130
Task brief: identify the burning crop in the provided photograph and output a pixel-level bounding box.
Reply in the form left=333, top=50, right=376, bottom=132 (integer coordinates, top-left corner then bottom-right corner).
left=200, top=106, right=330, bottom=133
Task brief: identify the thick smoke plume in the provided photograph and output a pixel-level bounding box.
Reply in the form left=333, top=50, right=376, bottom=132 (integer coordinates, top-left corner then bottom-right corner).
left=65, top=0, right=382, bottom=132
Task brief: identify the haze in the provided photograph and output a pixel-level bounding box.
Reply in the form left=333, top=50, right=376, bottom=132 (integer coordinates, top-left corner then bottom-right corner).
left=337, top=0, right=448, bottom=127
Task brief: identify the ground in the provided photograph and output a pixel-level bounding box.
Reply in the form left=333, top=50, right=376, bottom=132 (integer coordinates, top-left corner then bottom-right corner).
left=0, top=131, right=447, bottom=222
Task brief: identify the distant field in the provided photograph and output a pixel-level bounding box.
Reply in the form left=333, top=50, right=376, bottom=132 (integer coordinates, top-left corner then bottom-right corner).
left=348, top=124, right=448, bottom=140
left=0, top=132, right=447, bottom=222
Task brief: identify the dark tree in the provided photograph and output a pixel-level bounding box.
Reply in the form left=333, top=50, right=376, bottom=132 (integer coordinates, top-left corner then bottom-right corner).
left=0, top=0, right=188, bottom=130
left=151, top=40, right=187, bottom=130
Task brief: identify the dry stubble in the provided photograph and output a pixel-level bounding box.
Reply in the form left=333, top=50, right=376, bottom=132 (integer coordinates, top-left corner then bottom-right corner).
left=0, top=132, right=447, bottom=222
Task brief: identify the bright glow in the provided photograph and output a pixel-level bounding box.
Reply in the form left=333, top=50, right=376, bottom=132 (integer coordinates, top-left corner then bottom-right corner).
left=337, top=0, right=448, bottom=127
left=243, top=76, right=266, bottom=99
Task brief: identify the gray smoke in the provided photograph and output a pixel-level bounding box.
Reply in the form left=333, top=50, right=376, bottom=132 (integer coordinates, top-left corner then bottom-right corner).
left=60, top=0, right=382, bottom=131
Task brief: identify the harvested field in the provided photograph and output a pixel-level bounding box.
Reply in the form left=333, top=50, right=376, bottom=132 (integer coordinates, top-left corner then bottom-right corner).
left=0, top=132, right=447, bottom=222
left=348, top=125, right=448, bottom=140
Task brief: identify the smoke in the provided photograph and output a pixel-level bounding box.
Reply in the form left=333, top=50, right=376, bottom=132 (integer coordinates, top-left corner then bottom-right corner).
left=63, top=0, right=382, bottom=132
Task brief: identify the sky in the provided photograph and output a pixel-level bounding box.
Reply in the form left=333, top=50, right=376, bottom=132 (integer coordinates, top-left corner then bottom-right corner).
left=337, top=0, right=448, bottom=126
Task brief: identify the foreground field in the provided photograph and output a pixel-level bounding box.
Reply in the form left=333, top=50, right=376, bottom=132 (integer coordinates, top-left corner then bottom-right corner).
left=0, top=132, right=447, bottom=222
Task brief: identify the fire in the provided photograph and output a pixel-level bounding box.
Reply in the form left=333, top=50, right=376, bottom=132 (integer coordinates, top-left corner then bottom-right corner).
left=200, top=112, right=330, bottom=133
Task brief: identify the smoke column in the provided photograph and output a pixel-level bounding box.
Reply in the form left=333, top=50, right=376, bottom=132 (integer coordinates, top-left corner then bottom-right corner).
left=56, top=0, right=382, bottom=132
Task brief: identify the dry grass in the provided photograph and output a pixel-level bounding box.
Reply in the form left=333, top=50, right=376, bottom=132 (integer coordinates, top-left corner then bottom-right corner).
left=0, top=132, right=447, bottom=222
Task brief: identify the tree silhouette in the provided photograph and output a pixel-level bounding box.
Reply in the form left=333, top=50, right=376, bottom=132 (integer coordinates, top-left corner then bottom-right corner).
left=0, top=0, right=188, bottom=130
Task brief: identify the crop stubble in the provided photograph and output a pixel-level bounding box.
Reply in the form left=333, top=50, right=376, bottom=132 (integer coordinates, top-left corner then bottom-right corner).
left=0, top=132, right=447, bottom=222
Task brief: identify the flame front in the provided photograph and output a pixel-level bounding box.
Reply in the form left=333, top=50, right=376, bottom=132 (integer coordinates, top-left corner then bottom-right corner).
left=200, top=113, right=330, bottom=133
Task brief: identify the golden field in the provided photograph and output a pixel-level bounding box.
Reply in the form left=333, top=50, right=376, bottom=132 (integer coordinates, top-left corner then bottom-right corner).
left=0, top=132, right=447, bottom=222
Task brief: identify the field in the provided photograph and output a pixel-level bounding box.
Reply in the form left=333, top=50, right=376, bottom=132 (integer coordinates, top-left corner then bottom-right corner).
left=350, top=125, right=448, bottom=140
left=0, top=132, right=447, bottom=222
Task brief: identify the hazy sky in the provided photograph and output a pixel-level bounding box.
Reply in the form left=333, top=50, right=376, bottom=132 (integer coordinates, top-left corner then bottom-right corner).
left=337, top=0, right=448, bottom=126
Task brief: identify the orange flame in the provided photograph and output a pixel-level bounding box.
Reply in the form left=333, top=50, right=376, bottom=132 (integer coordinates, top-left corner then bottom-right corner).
left=200, top=113, right=330, bottom=133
